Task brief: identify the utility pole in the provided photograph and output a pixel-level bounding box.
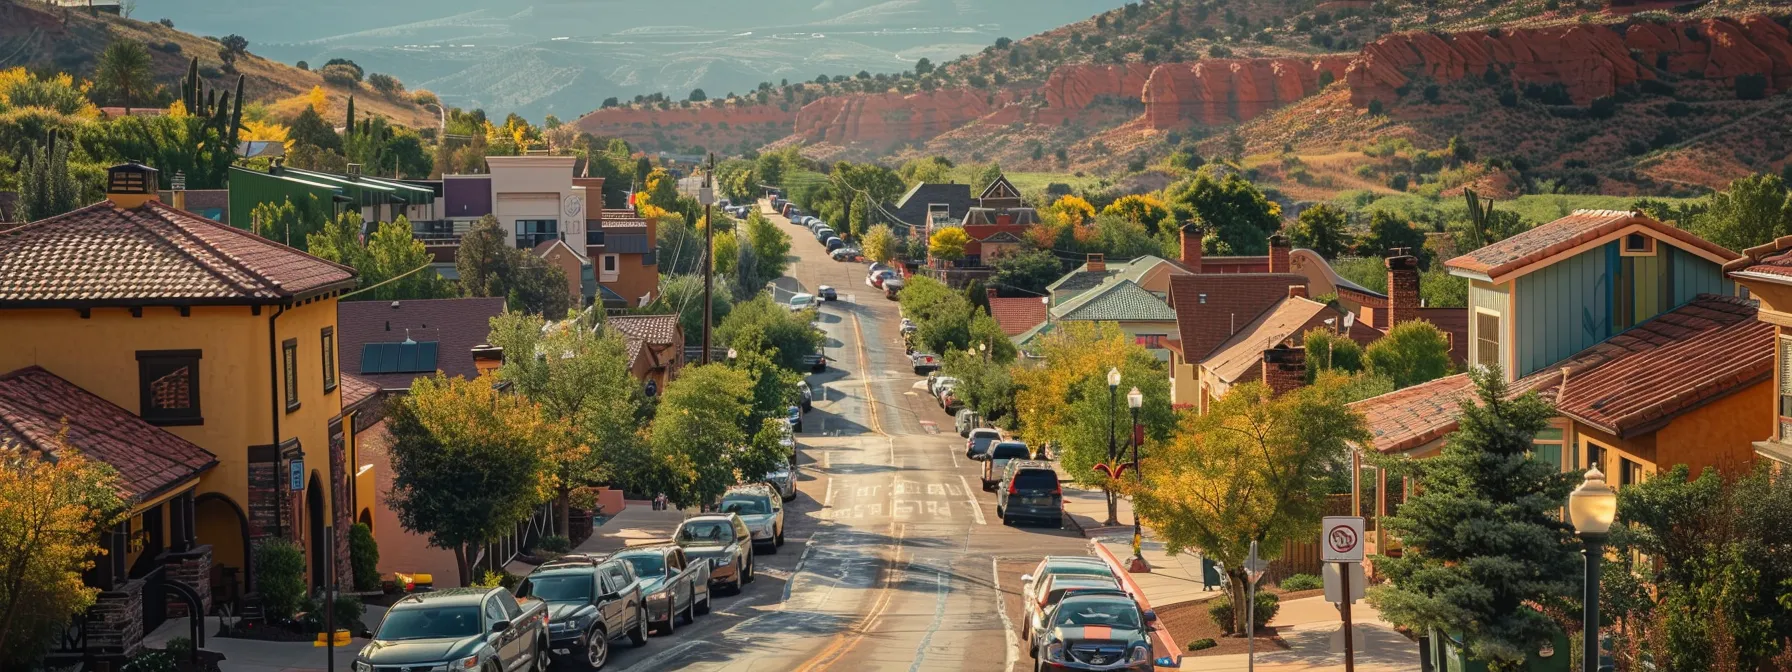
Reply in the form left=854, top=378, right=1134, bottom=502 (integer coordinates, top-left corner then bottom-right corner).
left=700, top=152, right=717, bottom=365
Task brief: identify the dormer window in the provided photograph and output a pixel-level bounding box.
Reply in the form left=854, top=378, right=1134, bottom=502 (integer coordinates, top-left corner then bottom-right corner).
left=1622, top=232, right=1655, bottom=256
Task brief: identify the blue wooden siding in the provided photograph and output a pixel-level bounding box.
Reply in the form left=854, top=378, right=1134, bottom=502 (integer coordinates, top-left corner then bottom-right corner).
left=1516, top=244, right=1612, bottom=378
left=1667, top=245, right=1731, bottom=304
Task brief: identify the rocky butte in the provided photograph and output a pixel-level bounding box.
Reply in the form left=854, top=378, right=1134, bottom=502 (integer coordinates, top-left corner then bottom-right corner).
left=1140, top=56, right=1354, bottom=128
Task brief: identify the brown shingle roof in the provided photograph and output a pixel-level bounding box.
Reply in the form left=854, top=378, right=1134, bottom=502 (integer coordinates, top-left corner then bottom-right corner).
left=337, top=297, right=507, bottom=390
left=1168, top=273, right=1307, bottom=361
left=1445, top=209, right=1735, bottom=281
left=339, top=372, right=381, bottom=412
left=1350, top=373, right=1475, bottom=454
left=0, top=366, right=217, bottom=503
left=1201, top=297, right=1336, bottom=384
left=1510, top=294, right=1770, bottom=437
left=0, top=200, right=356, bottom=306
left=989, top=297, right=1048, bottom=336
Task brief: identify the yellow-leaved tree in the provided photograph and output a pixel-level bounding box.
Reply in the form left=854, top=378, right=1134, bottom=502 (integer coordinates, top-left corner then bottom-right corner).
left=1048, top=195, right=1096, bottom=227
left=928, top=226, right=970, bottom=262
left=307, top=85, right=328, bottom=113
left=861, top=224, right=895, bottom=264
left=0, top=437, right=125, bottom=667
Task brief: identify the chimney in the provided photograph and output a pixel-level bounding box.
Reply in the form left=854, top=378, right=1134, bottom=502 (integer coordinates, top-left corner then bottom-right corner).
left=1288, top=285, right=1307, bottom=299
left=1268, top=234, right=1290, bottom=273
left=987, top=287, right=999, bottom=302
left=1261, top=344, right=1307, bottom=396
left=1179, top=221, right=1203, bottom=272
left=471, top=344, right=505, bottom=377
left=1086, top=253, right=1106, bottom=273
left=105, top=163, right=160, bottom=210
left=1386, top=254, right=1420, bottom=327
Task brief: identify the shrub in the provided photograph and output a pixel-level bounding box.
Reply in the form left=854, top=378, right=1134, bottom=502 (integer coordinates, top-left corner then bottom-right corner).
left=1388, top=173, right=1409, bottom=191
left=1189, top=638, right=1218, bottom=651
left=122, top=651, right=177, bottom=672
left=475, top=569, right=520, bottom=590
left=1422, top=84, right=1440, bottom=103
left=1663, top=101, right=1692, bottom=117
left=157, top=18, right=174, bottom=28
left=254, top=539, right=307, bottom=621
left=535, top=534, right=572, bottom=553
left=299, top=595, right=367, bottom=634
left=1639, top=79, right=1674, bottom=96
left=1367, top=99, right=1384, bottom=116
left=1498, top=90, right=1518, bottom=107
left=1589, top=96, right=1616, bottom=119
left=368, top=73, right=404, bottom=96
left=348, top=522, right=380, bottom=591
left=154, top=41, right=181, bottom=54
left=1207, top=592, right=1280, bottom=635
left=163, top=637, right=194, bottom=659
left=295, top=60, right=308, bottom=71
left=320, top=64, right=361, bottom=87
left=1279, top=573, right=1322, bottom=591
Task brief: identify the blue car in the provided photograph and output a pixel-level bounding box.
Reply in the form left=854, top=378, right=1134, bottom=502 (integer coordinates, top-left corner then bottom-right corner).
left=787, top=405, right=802, bottom=433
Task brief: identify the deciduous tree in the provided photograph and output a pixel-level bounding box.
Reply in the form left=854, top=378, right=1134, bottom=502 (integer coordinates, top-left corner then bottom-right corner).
left=1288, top=204, right=1351, bottom=259
left=929, top=226, right=970, bottom=262
left=1364, top=320, right=1453, bottom=389
left=990, top=249, right=1062, bottom=296
left=1167, top=174, right=1282, bottom=255
left=861, top=224, right=896, bottom=264
left=0, top=440, right=125, bottom=668
left=715, top=294, right=825, bottom=372
left=648, top=364, right=754, bottom=507
left=1048, top=195, right=1097, bottom=227
left=1301, top=327, right=1363, bottom=382
left=1690, top=173, right=1792, bottom=252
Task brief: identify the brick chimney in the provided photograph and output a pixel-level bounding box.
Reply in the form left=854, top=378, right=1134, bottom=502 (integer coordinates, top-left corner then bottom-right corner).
left=1261, top=344, right=1307, bottom=396
left=1086, top=253, right=1106, bottom=273
left=1268, top=234, right=1290, bottom=273
left=1386, top=254, right=1420, bottom=327
left=1180, top=221, right=1203, bottom=272
left=1288, top=285, right=1308, bottom=299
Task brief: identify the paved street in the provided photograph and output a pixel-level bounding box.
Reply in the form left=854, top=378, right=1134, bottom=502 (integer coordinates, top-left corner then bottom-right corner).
left=599, top=202, right=1093, bottom=671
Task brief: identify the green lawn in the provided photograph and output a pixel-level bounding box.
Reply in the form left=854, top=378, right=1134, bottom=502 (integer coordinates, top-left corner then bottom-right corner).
left=1330, top=192, right=1709, bottom=226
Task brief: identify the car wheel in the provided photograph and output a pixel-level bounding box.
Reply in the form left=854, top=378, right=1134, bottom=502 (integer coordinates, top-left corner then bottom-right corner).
left=583, top=627, right=610, bottom=669
left=656, top=609, right=675, bottom=636
left=745, top=557, right=756, bottom=583
left=728, top=573, right=743, bottom=595
left=627, top=606, right=648, bottom=646
left=535, top=637, right=551, bottom=672
left=776, top=528, right=785, bottom=546
left=763, top=540, right=779, bottom=555
left=682, top=588, right=697, bottom=624
left=696, top=587, right=712, bottom=615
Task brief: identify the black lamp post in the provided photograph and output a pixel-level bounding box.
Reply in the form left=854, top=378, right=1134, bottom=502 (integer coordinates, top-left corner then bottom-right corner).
left=1126, top=386, right=1149, bottom=573
left=1569, top=468, right=1617, bottom=672
left=1104, top=367, right=1121, bottom=527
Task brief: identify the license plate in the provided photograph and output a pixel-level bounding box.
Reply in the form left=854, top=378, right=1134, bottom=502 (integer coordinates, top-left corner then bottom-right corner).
left=1022, top=497, right=1050, bottom=506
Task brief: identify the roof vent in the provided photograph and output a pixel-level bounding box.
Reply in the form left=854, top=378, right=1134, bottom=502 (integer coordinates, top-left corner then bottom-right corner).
left=391, top=301, right=401, bottom=309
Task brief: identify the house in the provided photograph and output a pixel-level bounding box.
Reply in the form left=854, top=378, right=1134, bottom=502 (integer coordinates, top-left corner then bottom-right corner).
left=607, top=314, right=685, bottom=396
left=987, top=290, right=1050, bottom=337
left=1016, top=272, right=1181, bottom=356
left=228, top=162, right=440, bottom=238
left=878, top=182, right=974, bottom=234
left=953, top=176, right=1040, bottom=268
left=588, top=207, right=659, bottom=311
left=336, top=297, right=508, bottom=392
left=1720, top=236, right=1792, bottom=469
left=534, top=239, right=590, bottom=309
left=0, top=164, right=360, bottom=661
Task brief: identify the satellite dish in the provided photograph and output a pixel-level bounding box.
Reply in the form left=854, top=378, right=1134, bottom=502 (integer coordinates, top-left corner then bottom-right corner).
left=1343, top=312, right=1356, bottom=330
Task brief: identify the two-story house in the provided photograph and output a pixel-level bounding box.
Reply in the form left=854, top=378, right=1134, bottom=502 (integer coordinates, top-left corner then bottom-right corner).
left=0, top=164, right=361, bottom=660
left=1719, top=236, right=1792, bottom=469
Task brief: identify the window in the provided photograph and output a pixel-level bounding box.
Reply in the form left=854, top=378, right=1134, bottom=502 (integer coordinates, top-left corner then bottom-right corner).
left=321, top=327, right=337, bottom=393
left=1622, top=232, right=1655, bottom=256
left=603, top=255, right=618, bottom=272
left=1532, top=427, right=1564, bottom=471
left=137, top=350, right=202, bottom=426
left=1585, top=440, right=1606, bottom=475
left=283, top=338, right=300, bottom=412
left=1475, top=309, right=1502, bottom=372
left=515, top=219, right=559, bottom=249
left=600, top=254, right=620, bottom=282
left=1780, top=337, right=1792, bottom=440
left=1135, top=334, right=1166, bottom=348
left=1619, top=457, right=1645, bottom=487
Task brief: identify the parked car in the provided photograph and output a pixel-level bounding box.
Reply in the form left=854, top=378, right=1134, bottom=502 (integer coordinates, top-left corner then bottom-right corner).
left=515, top=556, right=647, bottom=668
left=830, top=247, right=860, bottom=261
left=1030, top=592, right=1157, bottom=670
left=356, top=587, right=550, bottom=672
left=815, top=227, right=835, bottom=241
left=672, top=513, right=755, bottom=594
left=818, top=285, right=838, bottom=301
left=824, top=237, right=845, bottom=251
left=997, top=459, right=1063, bottom=527
left=798, top=381, right=813, bottom=412
left=979, top=441, right=1033, bottom=489
left=868, top=269, right=898, bottom=289
left=883, top=277, right=904, bottom=299
left=899, top=318, right=918, bottom=334
left=1021, top=557, right=1118, bottom=617
left=786, top=405, right=803, bottom=433
left=910, top=351, right=940, bottom=374
left=765, top=458, right=799, bottom=501
left=787, top=293, right=816, bottom=312
left=609, top=545, right=711, bottom=636
left=955, top=408, right=979, bottom=436
left=928, top=375, right=958, bottom=397
left=1022, top=574, right=1126, bottom=644
left=719, top=484, right=785, bottom=551
left=804, top=345, right=827, bottom=373
left=966, top=428, right=1002, bottom=459
left=940, top=388, right=964, bottom=415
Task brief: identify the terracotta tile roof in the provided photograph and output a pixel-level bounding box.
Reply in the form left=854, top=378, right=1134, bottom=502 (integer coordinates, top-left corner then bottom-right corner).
left=1445, top=209, right=1736, bottom=281
left=337, top=297, right=507, bottom=390
left=1509, top=294, right=1770, bottom=437
left=1726, top=234, right=1792, bottom=283
left=0, top=366, right=217, bottom=503
left=989, top=297, right=1048, bottom=336
left=0, top=200, right=356, bottom=306
left=339, top=372, right=381, bottom=412
left=608, top=314, right=679, bottom=344
left=1168, top=273, right=1308, bottom=361
left=1350, top=373, right=1475, bottom=454
left=1201, top=297, right=1336, bottom=384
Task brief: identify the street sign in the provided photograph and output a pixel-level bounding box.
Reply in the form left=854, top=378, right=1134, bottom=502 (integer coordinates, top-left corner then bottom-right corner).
left=1322, top=516, right=1365, bottom=562
left=1323, top=562, right=1366, bottom=604
left=290, top=458, right=305, bottom=491
left=1243, top=540, right=1269, bottom=585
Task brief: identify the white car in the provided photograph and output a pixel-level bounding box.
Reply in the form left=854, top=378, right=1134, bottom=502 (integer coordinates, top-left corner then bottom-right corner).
left=788, top=293, right=815, bottom=312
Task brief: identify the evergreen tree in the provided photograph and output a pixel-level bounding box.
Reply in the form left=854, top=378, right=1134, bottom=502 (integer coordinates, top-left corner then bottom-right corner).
left=1369, top=368, right=1581, bottom=670
left=18, top=135, right=80, bottom=222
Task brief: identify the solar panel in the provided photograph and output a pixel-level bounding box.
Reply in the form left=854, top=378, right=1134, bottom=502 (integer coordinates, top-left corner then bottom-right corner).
left=361, top=342, right=440, bottom=374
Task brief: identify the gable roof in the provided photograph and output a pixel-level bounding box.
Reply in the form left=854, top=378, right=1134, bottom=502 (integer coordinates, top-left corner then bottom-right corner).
left=1201, top=297, right=1336, bottom=384
left=963, top=207, right=1040, bottom=227
left=607, top=314, right=680, bottom=370
left=1046, top=255, right=1180, bottom=298
left=0, top=200, right=357, bottom=306
left=0, top=366, right=217, bottom=503
left=892, top=182, right=974, bottom=211
left=1351, top=373, right=1476, bottom=454
left=1169, top=273, right=1308, bottom=362
left=534, top=238, right=588, bottom=262
left=339, top=372, right=381, bottom=413
left=337, top=297, right=507, bottom=391
left=1725, top=234, right=1792, bottom=285
left=979, top=175, right=1022, bottom=201
left=1445, top=209, right=1736, bottom=282
left=1509, top=294, right=1771, bottom=438
left=1054, top=279, right=1176, bottom=323
left=989, top=297, right=1049, bottom=336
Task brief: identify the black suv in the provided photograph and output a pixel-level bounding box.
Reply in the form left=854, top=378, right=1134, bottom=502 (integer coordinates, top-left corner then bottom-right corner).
left=517, top=555, right=648, bottom=669
left=996, top=459, right=1063, bottom=528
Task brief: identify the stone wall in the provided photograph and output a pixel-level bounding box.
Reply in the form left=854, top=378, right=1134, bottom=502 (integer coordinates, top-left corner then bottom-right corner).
left=162, top=546, right=213, bottom=618
left=88, top=580, right=145, bottom=659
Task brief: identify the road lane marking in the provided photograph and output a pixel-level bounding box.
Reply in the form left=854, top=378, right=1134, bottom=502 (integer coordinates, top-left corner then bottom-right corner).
left=993, top=557, right=1018, bottom=672
left=957, top=475, right=988, bottom=525
left=793, top=522, right=905, bottom=672
left=851, top=311, right=883, bottom=436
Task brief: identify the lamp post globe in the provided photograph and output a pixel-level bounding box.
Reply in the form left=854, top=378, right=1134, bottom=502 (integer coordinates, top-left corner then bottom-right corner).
left=1570, top=467, right=1617, bottom=672
left=1107, top=367, right=1122, bottom=389
left=1569, top=467, right=1618, bottom=535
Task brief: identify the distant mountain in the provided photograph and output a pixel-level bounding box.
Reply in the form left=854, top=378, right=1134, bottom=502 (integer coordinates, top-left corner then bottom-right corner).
left=136, top=0, right=1129, bottom=118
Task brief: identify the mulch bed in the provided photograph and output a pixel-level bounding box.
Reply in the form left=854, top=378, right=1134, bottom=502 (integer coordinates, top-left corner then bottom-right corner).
left=1155, top=585, right=1324, bottom=658
left=214, top=620, right=317, bottom=642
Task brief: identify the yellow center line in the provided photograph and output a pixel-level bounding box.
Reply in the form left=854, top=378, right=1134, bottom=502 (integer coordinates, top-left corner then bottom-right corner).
left=852, top=311, right=884, bottom=437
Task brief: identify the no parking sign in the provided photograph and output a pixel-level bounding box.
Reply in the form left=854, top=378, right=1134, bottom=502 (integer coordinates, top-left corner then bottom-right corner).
left=1322, top=516, right=1365, bottom=563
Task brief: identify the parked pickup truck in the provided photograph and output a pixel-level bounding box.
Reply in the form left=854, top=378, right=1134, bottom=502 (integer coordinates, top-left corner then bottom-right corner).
left=515, top=555, right=647, bottom=669
left=355, top=587, right=549, bottom=672
left=610, top=544, right=711, bottom=636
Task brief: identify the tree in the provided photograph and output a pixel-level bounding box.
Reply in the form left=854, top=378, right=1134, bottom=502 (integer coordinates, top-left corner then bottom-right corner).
left=308, top=215, right=456, bottom=301
left=649, top=273, right=733, bottom=341
left=648, top=364, right=755, bottom=507
left=1101, top=194, right=1170, bottom=232
left=94, top=40, right=155, bottom=114
left=367, top=73, right=404, bottom=96
left=456, top=215, right=514, bottom=299
left=1288, top=204, right=1351, bottom=259
left=507, top=251, right=573, bottom=318
left=1690, top=173, right=1792, bottom=252
left=990, top=249, right=1062, bottom=296
left=715, top=294, right=825, bottom=372
left=1363, top=320, right=1453, bottom=389
left=386, top=374, right=552, bottom=586
left=942, top=348, right=1017, bottom=424
left=1167, top=174, right=1282, bottom=255
left=848, top=192, right=871, bottom=239
left=973, top=162, right=1003, bottom=189
left=1048, top=195, right=1097, bottom=227
left=642, top=168, right=681, bottom=211
left=753, top=153, right=785, bottom=189
left=743, top=211, right=791, bottom=287
left=0, top=441, right=125, bottom=668
left=319, top=65, right=362, bottom=87
left=1360, top=211, right=1427, bottom=260
left=1370, top=368, right=1581, bottom=669
left=687, top=88, right=707, bottom=102
left=15, top=135, right=80, bottom=222
left=1301, top=327, right=1363, bottom=382
left=929, top=226, right=971, bottom=262
left=488, top=311, right=642, bottom=536
left=1134, top=375, right=1367, bottom=633
left=289, top=106, right=342, bottom=152
left=348, top=522, right=381, bottom=591
left=915, top=57, right=935, bottom=75
left=1015, top=322, right=1176, bottom=527
left=217, top=34, right=249, bottom=67
left=861, top=224, right=896, bottom=264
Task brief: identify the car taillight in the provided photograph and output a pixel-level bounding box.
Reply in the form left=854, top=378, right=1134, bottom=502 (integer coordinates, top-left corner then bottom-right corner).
left=1008, top=480, right=1019, bottom=495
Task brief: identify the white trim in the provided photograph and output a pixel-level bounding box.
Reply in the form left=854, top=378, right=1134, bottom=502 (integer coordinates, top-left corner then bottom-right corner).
left=1487, top=222, right=1731, bottom=285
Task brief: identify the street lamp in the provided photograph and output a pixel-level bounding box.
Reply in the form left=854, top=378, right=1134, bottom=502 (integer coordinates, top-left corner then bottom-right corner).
left=1126, top=386, right=1149, bottom=573
left=978, top=341, right=987, bottom=360
left=726, top=348, right=738, bottom=364
left=1104, top=367, right=1122, bottom=526
left=1569, top=467, right=1618, bottom=672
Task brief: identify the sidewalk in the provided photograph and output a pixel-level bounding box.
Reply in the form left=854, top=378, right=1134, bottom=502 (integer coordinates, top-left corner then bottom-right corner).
left=571, top=499, right=690, bottom=555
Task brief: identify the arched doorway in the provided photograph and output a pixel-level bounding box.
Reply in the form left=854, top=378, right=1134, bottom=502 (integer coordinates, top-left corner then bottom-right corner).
left=195, top=493, right=251, bottom=602
left=307, top=472, right=326, bottom=590
left=358, top=508, right=373, bottom=532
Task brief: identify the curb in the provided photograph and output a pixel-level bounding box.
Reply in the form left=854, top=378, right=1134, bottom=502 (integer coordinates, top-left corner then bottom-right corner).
left=1092, top=540, right=1183, bottom=669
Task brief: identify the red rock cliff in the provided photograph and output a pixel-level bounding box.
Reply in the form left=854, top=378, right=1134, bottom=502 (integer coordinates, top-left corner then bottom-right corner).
left=574, top=103, right=796, bottom=143
left=1043, top=62, right=1158, bottom=110
left=794, top=89, right=999, bottom=145
left=1141, top=55, right=1352, bottom=128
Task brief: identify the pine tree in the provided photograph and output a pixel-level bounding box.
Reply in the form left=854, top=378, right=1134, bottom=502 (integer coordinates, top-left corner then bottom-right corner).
left=345, top=95, right=356, bottom=139
left=1368, top=367, right=1581, bottom=669
left=18, top=135, right=80, bottom=221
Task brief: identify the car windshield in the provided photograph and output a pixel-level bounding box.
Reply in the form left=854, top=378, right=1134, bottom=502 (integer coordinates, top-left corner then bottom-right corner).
left=676, top=521, right=733, bottom=546
left=1054, top=600, right=1141, bottom=629
left=376, top=606, right=483, bottom=641
left=990, top=443, right=1031, bottom=460
left=720, top=497, right=770, bottom=516
left=522, top=574, right=593, bottom=603
left=790, top=296, right=812, bottom=307
left=619, top=555, right=666, bottom=579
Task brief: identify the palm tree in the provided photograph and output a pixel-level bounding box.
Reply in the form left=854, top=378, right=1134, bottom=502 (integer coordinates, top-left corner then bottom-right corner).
left=95, top=40, right=155, bottom=115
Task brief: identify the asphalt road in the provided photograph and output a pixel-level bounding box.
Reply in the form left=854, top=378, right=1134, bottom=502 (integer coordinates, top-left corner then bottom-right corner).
left=598, top=202, right=1092, bottom=672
